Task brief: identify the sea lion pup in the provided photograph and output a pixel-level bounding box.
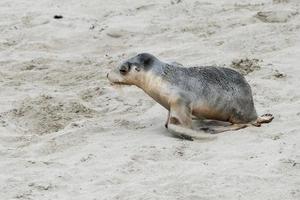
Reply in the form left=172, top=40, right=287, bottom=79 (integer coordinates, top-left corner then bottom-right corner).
left=107, top=53, right=274, bottom=140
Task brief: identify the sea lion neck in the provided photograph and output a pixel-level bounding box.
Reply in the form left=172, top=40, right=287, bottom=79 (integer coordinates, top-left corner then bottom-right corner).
left=135, top=61, right=167, bottom=89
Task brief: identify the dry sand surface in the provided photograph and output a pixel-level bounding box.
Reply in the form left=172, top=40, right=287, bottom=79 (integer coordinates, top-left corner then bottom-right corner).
left=1, top=0, right=300, bottom=199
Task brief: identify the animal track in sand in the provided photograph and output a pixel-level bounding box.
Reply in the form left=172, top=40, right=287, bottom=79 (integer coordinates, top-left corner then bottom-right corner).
left=255, top=10, right=298, bottom=23
left=230, top=58, right=261, bottom=75
left=79, top=87, right=104, bottom=101
left=273, top=0, right=290, bottom=4
left=113, top=119, right=147, bottom=130
left=2, top=95, right=97, bottom=135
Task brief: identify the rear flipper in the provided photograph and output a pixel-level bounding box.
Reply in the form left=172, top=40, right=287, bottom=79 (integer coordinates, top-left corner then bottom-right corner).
left=251, top=113, right=274, bottom=127
left=201, top=124, right=248, bottom=134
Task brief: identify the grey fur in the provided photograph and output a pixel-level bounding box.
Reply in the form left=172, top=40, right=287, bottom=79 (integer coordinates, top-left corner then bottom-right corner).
left=159, top=64, right=258, bottom=122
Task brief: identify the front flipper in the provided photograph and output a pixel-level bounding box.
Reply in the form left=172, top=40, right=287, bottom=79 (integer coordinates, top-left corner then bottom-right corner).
left=166, top=98, right=216, bottom=140
left=167, top=124, right=215, bottom=140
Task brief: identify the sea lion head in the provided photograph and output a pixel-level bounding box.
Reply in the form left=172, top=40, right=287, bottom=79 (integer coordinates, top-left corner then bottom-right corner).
left=107, top=53, right=159, bottom=86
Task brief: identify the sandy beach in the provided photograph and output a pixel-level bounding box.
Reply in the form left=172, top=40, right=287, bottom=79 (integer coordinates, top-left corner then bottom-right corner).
left=0, top=0, right=300, bottom=199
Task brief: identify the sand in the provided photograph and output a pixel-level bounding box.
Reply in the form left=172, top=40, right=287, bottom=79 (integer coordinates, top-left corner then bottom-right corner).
left=0, top=0, right=300, bottom=199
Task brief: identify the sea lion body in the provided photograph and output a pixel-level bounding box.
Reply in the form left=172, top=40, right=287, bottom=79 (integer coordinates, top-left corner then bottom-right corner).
left=107, top=53, right=273, bottom=140
left=143, top=65, right=258, bottom=123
